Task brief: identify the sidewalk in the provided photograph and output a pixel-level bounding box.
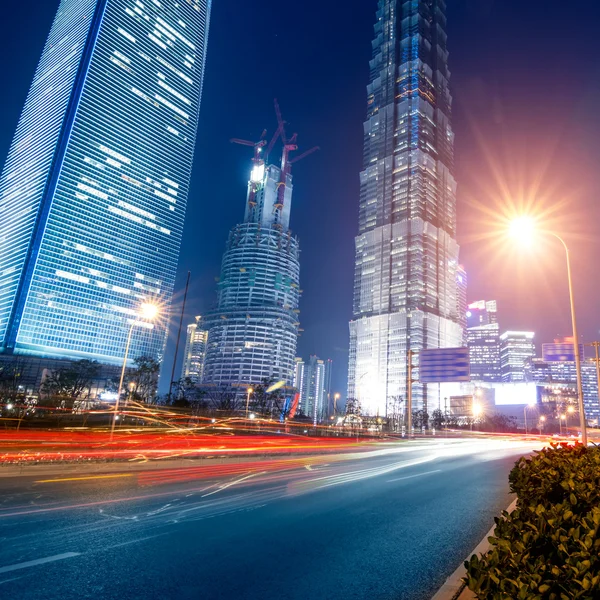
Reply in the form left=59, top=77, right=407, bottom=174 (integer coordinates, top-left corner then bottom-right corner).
left=431, top=498, right=518, bottom=600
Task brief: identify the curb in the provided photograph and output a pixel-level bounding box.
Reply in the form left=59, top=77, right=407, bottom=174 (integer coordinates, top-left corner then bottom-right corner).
left=431, top=498, right=518, bottom=600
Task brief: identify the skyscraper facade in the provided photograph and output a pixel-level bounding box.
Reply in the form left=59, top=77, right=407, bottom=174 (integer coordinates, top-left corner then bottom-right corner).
left=294, top=355, right=325, bottom=424
left=0, top=0, right=211, bottom=365
left=500, top=331, right=535, bottom=382
left=348, top=0, right=462, bottom=416
left=202, top=153, right=300, bottom=388
left=181, top=316, right=207, bottom=383
left=456, top=265, right=467, bottom=344
left=467, top=300, right=501, bottom=382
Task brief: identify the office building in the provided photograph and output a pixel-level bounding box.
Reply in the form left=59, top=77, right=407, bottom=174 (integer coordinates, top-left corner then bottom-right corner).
left=180, top=316, right=207, bottom=383
left=528, top=357, right=600, bottom=424
left=456, top=266, right=468, bottom=344
left=348, top=0, right=463, bottom=416
left=500, top=331, right=535, bottom=382
left=0, top=0, right=211, bottom=366
left=202, top=132, right=301, bottom=388
left=467, top=300, right=500, bottom=382
left=294, top=355, right=325, bottom=424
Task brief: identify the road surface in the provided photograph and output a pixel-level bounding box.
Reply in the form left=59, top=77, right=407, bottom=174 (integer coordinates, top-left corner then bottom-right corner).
left=0, top=438, right=537, bottom=599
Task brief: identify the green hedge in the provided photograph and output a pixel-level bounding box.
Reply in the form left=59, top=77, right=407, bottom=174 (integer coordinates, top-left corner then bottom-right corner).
left=464, top=444, right=600, bottom=599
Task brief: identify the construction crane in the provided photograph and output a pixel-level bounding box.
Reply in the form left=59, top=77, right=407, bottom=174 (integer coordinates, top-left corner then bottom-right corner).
left=272, top=98, right=319, bottom=225
left=230, top=130, right=267, bottom=209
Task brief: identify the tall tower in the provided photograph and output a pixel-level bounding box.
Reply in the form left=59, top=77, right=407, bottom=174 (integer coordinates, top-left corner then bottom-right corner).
left=203, top=114, right=312, bottom=389
left=181, top=316, right=208, bottom=383
left=294, top=355, right=325, bottom=424
left=0, top=0, right=211, bottom=365
left=348, top=0, right=462, bottom=416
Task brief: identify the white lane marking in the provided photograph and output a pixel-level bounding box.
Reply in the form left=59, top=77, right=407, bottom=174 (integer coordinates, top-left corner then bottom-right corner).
left=201, top=472, right=265, bottom=498
left=103, top=533, right=170, bottom=551
left=0, top=552, right=80, bottom=574
left=0, top=576, right=25, bottom=585
left=386, top=469, right=441, bottom=483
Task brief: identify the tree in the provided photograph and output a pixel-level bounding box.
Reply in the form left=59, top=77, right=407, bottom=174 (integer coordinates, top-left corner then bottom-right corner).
left=345, top=397, right=361, bottom=416
left=127, top=356, right=160, bottom=403
left=386, top=395, right=404, bottom=432
left=205, top=387, right=240, bottom=417
left=430, top=408, right=444, bottom=429
left=0, top=360, right=27, bottom=403
left=40, top=360, right=100, bottom=412
left=412, top=409, right=429, bottom=429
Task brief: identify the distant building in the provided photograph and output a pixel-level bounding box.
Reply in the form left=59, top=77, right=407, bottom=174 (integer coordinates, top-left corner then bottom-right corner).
left=294, top=355, right=325, bottom=424
left=500, top=331, right=535, bottom=382
left=322, top=358, right=333, bottom=420
left=467, top=300, right=500, bottom=382
left=181, top=317, right=208, bottom=383
left=456, top=266, right=468, bottom=344
left=528, top=357, right=600, bottom=424
left=467, top=300, right=498, bottom=327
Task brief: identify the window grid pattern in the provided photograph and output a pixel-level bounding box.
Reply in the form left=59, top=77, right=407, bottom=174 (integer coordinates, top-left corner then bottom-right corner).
left=0, top=0, right=97, bottom=343
left=0, top=0, right=211, bottom=364
left=348, top=0, right=463, bottom=416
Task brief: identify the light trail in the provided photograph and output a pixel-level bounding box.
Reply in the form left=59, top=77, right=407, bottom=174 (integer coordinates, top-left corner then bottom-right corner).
left=35, top=474, right=135, bottom=484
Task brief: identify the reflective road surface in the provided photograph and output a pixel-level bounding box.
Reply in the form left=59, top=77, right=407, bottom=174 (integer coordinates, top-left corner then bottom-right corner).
left=0, top=438, right=539, bottom=600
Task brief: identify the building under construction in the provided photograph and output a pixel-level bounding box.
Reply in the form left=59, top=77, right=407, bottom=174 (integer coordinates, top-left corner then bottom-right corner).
left=202, top=104, right=316, bottom=389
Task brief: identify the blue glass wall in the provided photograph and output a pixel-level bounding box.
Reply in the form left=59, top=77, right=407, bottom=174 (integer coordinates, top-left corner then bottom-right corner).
left=0, top=0, right=211, bottom=364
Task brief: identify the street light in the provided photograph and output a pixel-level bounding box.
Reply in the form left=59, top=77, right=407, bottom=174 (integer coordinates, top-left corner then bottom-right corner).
left=333, top=392, right=340, bottom=416
left=110, top=302, right=159, bottom=441
left=539, top=415, right=546, bottom=435
left=509, top=217, right=587, bottom=445
left=523, top=399, right=537, bottom=436
left=245, top=387, right=253, bottom=419
left=567, top=404, right=575, bottom=433
left=472, top=402, right=482, bottom=432
left=560, top=413, right=567, bottom=436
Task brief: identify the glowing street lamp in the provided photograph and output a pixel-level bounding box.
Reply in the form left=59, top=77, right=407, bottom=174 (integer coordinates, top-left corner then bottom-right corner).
left=523, top=399, right=536, bottom=436
left=333, top=392, right=341, bottom=416
left=471, top=402, right=482, bottom=432
left=509, top=217, right=587, bottom=445
left=110, top=302, right=159, bottom=441
left=539, top=415, right=546, bottom=434
left=560, top=413, right=567, bottom=436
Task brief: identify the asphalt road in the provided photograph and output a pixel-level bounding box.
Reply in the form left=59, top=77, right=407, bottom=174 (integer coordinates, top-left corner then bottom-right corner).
left=0, top=438, right=537, bottom=600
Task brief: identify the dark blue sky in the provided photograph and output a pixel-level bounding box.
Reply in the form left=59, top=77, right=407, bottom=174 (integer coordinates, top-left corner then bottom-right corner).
left=2, top=0, right=600, bottom=395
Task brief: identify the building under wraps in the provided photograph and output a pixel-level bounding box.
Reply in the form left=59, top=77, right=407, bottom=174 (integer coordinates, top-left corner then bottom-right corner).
left=202, top=146, right=301, bottom=388
left=348, top=0, right=463, bottom=416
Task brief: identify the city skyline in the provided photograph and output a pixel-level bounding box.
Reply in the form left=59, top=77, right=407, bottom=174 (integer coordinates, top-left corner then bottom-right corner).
left=2, top=0, right=600, bottom=396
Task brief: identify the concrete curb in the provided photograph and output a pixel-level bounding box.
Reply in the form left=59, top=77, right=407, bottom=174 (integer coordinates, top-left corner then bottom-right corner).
left=431, top=498, right=518, bottom=600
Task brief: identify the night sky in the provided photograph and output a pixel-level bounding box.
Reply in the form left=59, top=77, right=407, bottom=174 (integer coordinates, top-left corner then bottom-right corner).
left=1, top=0, right=600, bottom=395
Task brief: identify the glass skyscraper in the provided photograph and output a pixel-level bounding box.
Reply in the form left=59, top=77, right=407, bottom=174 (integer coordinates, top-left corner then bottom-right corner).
left=348, top=0, right=462, bottom=416
left=0, top=0, right=211, bottom=365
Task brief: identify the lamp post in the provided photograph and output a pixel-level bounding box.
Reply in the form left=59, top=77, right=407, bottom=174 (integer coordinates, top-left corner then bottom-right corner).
left=560, top=413, right=566, bottom=436
left=539, top=415, right=546, bottom=435
left=472, top=402, right=482, bottom=432
left=567, top=404, right=575, bottom=435
left=333, top=393, right=340, bottom=417
left=245, top=387, right=253, bottom=419
left=110, top=302, right=159, bottom=441
left=510, top=218, right=587, bottom=445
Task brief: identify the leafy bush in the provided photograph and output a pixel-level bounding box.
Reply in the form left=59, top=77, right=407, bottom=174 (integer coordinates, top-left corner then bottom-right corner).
left=465, top=444, right=600, bottom=599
